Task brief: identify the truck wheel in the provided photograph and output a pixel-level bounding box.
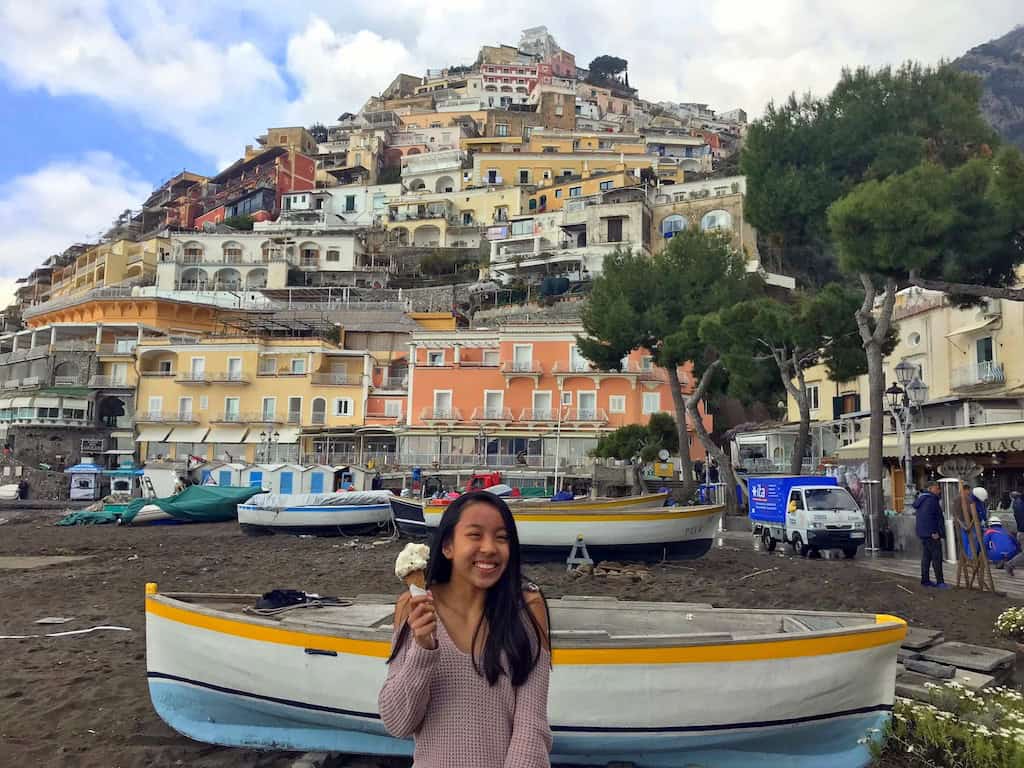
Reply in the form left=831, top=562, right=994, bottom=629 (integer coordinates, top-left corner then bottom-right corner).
left=843, top=545, right=859, bottom=559
left=761, top=530, right=776, bottom=552
left=791, top=533, right=808, bottom=557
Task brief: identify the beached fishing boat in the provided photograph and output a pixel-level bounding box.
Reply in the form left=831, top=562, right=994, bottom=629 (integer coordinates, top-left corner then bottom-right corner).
left=391, top=492, right=723, bottom=560
left=146, top=586, right=905, bottom=768
left=237, top=491, right=394, bottom=535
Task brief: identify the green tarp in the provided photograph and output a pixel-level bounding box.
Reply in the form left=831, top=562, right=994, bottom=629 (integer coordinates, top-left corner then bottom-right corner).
left=120, top=485, right=261, bottom=524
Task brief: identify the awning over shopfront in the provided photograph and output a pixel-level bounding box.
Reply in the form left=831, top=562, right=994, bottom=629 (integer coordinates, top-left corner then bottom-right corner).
left=166, top=426, right=210, bottom=443
left=136, top=426, right=172, bottom=443
left=835, top=421, right=1024, bottom=460
left=945, top=317, right=998, bottom=337
left=205, top=425, right=249, bottom=444
left=243, top=426, right=301, bottom=444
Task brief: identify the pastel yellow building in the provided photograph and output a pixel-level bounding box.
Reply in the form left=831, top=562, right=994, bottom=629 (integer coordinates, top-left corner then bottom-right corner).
left=49, top=237, right=169, bottom=299
left=134, top=337, right=372, bottom=465
left=524, top=131, right=646, bottom=155
left=471, top=152, right=660, bottom=188
left=526, top=169, right=637, bottom=212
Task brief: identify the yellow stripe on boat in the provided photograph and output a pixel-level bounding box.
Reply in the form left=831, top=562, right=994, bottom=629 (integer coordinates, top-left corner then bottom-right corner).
left=473, top=507, right=718, bottom=523
left=146, top=597, right=906, bottom=665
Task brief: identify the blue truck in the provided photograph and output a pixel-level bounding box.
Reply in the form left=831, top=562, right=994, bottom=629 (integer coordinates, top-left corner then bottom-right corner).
left=748, top=476, right=866, bottom=558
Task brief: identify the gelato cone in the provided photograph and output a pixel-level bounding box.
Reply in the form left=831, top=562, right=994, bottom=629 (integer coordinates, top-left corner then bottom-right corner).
left=396, top=543, right=430, bottom=596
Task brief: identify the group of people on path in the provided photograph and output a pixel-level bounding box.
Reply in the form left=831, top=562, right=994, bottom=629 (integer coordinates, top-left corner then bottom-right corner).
left=913, top=482, right=1024, bottom=586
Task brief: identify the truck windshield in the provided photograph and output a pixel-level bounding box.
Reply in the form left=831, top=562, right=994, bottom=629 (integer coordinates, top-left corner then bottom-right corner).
left=804, top=488, right=860, bottom=512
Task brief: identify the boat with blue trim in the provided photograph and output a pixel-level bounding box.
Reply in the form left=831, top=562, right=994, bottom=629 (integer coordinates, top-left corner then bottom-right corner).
left=145, top=585, right=905, bottom=767
left=237, top=490, right=394, bottom=536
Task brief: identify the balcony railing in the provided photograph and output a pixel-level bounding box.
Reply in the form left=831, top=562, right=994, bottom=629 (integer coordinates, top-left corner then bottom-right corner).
left=519, top=407, right=568, bottom=422
left=20, top=376, right=41, bottom=388
left=374, top=376, right=408, bottom=391
left=311, top=372, right=356, bottom=386
left=952, top=361, right=1005, bottom=389
left=501, top=361, right=543, bottom=374
left=302, top=452, right=359, bottom=466
left=564, top=408, right=608, bottom=423
left=97, top=343, right=138, bottom=356
left=471, top=407, right=514, bottom=421
left=210, top=372, right=250, bottom=384
left=52, top=340, right=94, bottom=352
left=3, top=380, right=19, bottom=390
left=212, top=411, right=280, bottom=424
left=552, top=361, right=594, bottom=374
left=365, top=404, right=404, bottom=420
left=286, top=412, right=302, bottom=425
left=140, top=370, right=176, bottom=377
left=420, top=407, right=463, bottom=421
left=137, top=411, right=199, bottom=423
left=176, top=372, right=214, bottom=384
left=88, top=375, right=130, bottom=388
left=54, top=375, right=83, bottom=386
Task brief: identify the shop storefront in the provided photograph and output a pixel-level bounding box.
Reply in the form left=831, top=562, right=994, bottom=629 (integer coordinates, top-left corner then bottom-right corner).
left=835, top=421, right=1024, bottom=511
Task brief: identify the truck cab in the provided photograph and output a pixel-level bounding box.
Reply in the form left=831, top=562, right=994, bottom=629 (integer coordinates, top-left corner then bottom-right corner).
left=748, top=476, right=866, bottom=559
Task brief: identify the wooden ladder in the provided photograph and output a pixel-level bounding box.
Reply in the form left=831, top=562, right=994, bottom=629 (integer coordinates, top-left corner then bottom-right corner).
left=955, top=486, right=995, bottom=591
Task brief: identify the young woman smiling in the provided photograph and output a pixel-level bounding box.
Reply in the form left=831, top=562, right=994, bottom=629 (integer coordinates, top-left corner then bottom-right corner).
left=379, top=490, right=552, bottom=767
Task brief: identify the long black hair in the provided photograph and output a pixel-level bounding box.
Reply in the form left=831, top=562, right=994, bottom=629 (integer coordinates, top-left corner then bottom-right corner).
left=387, top=490, right=549, bottom=686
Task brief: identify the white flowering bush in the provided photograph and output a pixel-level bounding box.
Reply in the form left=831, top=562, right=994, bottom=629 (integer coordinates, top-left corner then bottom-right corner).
left=994, top=607, right=1024, bottom=643
left=871, top=681, right=1024, bottom=767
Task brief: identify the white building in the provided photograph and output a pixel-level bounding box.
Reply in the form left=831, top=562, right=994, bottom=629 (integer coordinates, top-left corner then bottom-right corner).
left=402, top=149, right=470, bottom=194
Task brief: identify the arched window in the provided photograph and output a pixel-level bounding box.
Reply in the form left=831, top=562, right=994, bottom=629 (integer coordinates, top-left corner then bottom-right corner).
left=660, top=214, right=687, bottom=237
left=182, top=242, right=204, bottom=264
left=701, top=210, right=732, bottom=231
left=311, top=397, right=326, bottom=426
left=299, top=242, right=319, bottom=266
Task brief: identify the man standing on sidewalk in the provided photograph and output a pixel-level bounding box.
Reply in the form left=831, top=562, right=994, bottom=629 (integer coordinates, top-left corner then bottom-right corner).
left=913, top=481, right=948, bottom=589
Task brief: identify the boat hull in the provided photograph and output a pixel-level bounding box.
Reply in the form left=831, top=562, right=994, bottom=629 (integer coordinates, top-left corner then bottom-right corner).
left=388, top=496, right=431, bottom=538
left=237, top=502, right=391, bottom=536
left=420, top=499, right=723, bottom=561
left=146, top=594, right=903, bottom=768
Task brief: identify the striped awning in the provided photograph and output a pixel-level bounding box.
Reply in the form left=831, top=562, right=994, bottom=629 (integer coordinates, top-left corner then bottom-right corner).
left=136, top=426, right=172, bottom=443
left=205, top=425, right=248, bottom=444
left=166, top=426, right=210, bottom=443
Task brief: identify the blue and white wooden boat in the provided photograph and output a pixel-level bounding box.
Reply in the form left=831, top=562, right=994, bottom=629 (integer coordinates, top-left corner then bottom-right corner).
left=145, top=585, right=905, bottom=767
left=237, top=491, right=393, bottom=536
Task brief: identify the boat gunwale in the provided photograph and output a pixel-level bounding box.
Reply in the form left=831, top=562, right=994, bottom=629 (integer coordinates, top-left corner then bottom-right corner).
left=145, top=592, right=907, bottom=656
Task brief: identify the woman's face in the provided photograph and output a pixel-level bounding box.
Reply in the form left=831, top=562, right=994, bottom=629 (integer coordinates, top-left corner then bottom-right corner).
left=442, top=501, right=511, bottom=590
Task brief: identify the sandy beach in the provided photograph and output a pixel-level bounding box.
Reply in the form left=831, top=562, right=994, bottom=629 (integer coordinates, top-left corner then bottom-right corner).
left=1, top=508, right=1019, bottom=768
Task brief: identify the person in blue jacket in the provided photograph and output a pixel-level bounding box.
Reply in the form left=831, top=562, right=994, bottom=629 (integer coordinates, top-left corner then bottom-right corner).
left=984, top=517, right=1020, bottom=566
left=913, top=481, right=948, bottom=588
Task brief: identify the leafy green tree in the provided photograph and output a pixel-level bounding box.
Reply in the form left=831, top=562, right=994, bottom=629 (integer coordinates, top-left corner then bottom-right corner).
left=579, top=232, right=759, bottom=505
left=742, top=62, right=1003, bottom=497
left=703, top=285, right=887, bottom=475
left=223, top=214, right=254, bottom=231
left=587, top=55, right=628, bottom=81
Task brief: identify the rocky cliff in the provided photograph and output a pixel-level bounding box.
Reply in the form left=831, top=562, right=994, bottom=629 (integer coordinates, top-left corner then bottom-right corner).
left=954, top=25, right=1024, bottom=149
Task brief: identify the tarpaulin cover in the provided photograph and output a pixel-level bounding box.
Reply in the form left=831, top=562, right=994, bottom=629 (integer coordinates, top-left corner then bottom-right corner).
left=121, top=485, right=262, bottom=524
left=242, top=490, right=394, bottom=509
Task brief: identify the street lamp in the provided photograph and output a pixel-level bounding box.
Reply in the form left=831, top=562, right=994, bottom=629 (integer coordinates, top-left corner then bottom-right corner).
left=258, top=429, right=280, bottom=463
left=886, top=362, right=929, bottom=513
left=478, top=424, right=487, bottom=467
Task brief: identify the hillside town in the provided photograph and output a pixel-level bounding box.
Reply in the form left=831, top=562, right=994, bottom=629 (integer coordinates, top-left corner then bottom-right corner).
left=0, top=26, right=760, bottom=497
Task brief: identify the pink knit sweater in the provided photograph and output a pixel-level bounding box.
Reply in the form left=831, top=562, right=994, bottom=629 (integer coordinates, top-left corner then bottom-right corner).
left=378, top=613, right=552, bottom=768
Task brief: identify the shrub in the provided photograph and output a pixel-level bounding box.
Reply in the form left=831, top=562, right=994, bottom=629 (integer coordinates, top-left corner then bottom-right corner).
left=994, top=606, right=1024, bottom=642
left=871, top=681, right=1024, bottom=767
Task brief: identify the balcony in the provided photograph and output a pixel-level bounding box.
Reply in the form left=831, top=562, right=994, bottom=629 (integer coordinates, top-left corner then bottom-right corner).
left=519, top=407, right=568, bottom=423
left=140, top=370, right=176, bottom=378
left=420, top=407, right=463, bottom=424
left=501, top=360, right=543, bottom=384
left=564, top=408, right=609, bottom=425
left=373, top=376, right=408, bottom=391
left=311, top=372, right=357, bottom=386
left=176, top=372, right=213, bottom=385
left=302, top=452, right=359, bottom=466
left=471, top=407, right=514, bottom=423
left=54, top=375, right=84, bottom=387
left=137, top=411, right=199, bottom=424
left=26, top=346, right=50, bottom=360
left=365, top=403, right=404, bottom=421
left=97, top=343, right=138, bottom=356
left=210, top=372, right=250, bottom=385
left=2, top=379, right=19, bottom=390
left=52, top=340, right=94, bottom=352
left=20, top=376, right=41, bottom=388
left=88, top=375, right=130, bottom=388
left=951, top=361, right=1005, bottom=390
left=212, top=411, right=278, bottom=424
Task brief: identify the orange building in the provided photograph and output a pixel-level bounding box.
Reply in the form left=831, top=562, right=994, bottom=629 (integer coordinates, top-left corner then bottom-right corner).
left=401, top=324, right=709, bottom=479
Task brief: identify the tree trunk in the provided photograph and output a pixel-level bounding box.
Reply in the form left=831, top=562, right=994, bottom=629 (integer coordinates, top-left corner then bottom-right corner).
left=684, top=361, right=739, bottom=515
left=664, top=364, right=696, bottom=500
left=770, top=346, right=811, bottom=476
left=855, top=274, right=898, bottom=514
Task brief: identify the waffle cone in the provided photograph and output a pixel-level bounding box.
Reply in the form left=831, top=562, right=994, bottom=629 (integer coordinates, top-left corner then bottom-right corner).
left=403, top=570, right=426, bottom=590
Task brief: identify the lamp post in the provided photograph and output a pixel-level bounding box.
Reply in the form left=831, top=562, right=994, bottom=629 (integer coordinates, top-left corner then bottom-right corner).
left=886, top=359, right=929, bottom=513
left=478, top=424, right=487, bottom=468
left=258, top=429, right=280, bottom=463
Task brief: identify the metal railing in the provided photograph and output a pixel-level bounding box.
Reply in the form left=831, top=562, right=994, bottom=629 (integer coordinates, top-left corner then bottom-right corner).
left=420, top=407, right=463, bottom=421
left=564, top=408, right=608, bottom=423
left=738, top=458, right=817, bottom=474
left=471, top=407, right=514, bottom=421
left=518, top=407, right=568, bottom=422
left=97, top=343, right=138, bottom=356
left=176, top=372, right=213, bottom=383
left=140, top=370, right=176, bottom=377
left=311, top=372, right=356, bottom=386
left=2, top=380, right=19, bottom=390
left=302, top=452, right=359, bottom=466
left=210, top=372, right=250, bottom=384
left=53, top=375, right=83, bottom=386
left=212, top=411, right=280, bottom=424
left=374, top=377, right=408, bottom=391
left=136, top=411, right=199, bottom=423
left=551, top=360, right=594, bottom=374
left=88, top=375, right=130, bottom=388
left=951, top=361, right=1005, bottom=389
left=365, top=405, right=404, bottom=420
left=286, top=412, right=302, bottom=425
left=501, top=361, right=543, bottom=374
left=19, top=376, right=41, bottom=388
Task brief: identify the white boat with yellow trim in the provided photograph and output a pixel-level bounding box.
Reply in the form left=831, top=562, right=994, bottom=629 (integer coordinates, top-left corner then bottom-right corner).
left=411, top=493, right=723, bottom=560
left=145, top=584, right=905, bottom=767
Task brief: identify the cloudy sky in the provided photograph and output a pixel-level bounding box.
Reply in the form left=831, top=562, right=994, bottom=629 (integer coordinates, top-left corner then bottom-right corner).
left=0, top=0, right=1020, bottom=305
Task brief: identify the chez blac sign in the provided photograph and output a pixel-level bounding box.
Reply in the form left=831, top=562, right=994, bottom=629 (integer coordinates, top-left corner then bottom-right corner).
left=910, top=437, right=1024, bottom=457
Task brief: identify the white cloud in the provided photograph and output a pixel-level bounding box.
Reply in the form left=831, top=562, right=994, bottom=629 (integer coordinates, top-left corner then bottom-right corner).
left=0, top=153, right=152, bottom=280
